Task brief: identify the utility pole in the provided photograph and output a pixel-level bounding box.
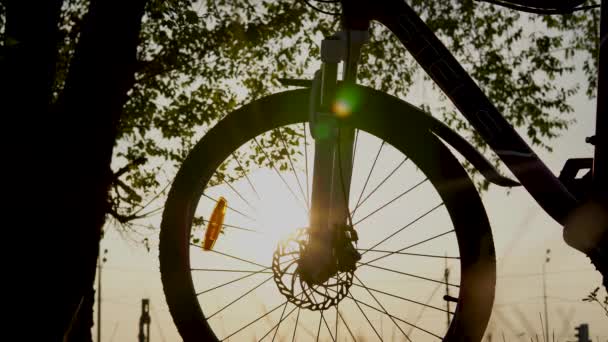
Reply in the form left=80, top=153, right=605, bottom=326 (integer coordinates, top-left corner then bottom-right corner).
left=97, top=248, right=107, bottom=342
left=138, top=299, right=151, bottom=342
left=574, top=323, right=590, bottom=342
left=542, top=249, right=550, bottom=342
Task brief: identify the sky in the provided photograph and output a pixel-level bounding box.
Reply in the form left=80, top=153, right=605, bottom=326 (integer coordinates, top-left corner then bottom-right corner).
left=94, top=11, right=607, bottom=342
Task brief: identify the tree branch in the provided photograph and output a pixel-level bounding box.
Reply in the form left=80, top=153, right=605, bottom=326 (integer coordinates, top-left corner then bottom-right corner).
left=112, top=156, right=147, bottom=181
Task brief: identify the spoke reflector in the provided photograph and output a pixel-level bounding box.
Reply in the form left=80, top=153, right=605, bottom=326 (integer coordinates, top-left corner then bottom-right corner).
left=203, top=196, right=227, bottom=251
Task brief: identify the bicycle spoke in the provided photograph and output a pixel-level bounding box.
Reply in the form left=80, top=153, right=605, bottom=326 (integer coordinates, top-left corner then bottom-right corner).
left=203, top=193, right=256, bottom=222
left=337, top=309, right=357, bottom=342
left=221, top=297, right=291, bottom=341
left=291, top=294, right=304, bottom=342
left=200, top=219, right=260, bottom=233
left=348, top=292, right=383, bottom=341
left=253, top=137, right=308, bottom=212
left=362, top=228, right=455, bottom=265
left=270, top=301, right=292, bottom=342
left=197, top=270, right=265, bottom=296
left=359, top=202, right=445, bottom=258
left=208, top=249, right=267, bottom=268
left=232, top=152, right=262, bottom=201
left=257, top=305, right=290, bottom=341
left=321, top=308, right=336, bottom=342
left=322, top=284, right=381, bottom=341
left=335, top=291, right=339, bottom=342
left=308, top=285, right=320, bottom=306
left=191, top=268, right=274, bottom=274
left=277, top=127, right=309, bottom=213
left=350, top=282, right=454, bottom=314
left=347, top=294, right=443, bottom=340
left=351, top=129, right=359, bottom=167
left=356, top=263, right=460, bottom=288
left=357, top=249, right=459, bottom=260
left=303, top=123, right=310, bottom=206
left=316, top=310, right=323, bottom=342
left=196, top=258, right=292, bottom=296
left=406, top=283, right=443, bottom=336
left=352, top=274, right=411, bottom=342
left=319, top=287, right=336, bottom=342
left=353, top=178, right=428, bottom=226
left=351, top=157, right=408, bottom=217
left=353, top=140, right=384, bottom=212
left=207, top=275, right=274, bottom=319
left=223, top=178, right=258, bottom=214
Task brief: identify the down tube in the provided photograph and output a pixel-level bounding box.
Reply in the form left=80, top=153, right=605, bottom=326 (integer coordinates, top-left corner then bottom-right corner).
left=373, top=0, right=578, bottom=224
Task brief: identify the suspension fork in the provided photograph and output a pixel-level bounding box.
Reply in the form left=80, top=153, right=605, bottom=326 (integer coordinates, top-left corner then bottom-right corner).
left=308, top=30, right=369, bottom=260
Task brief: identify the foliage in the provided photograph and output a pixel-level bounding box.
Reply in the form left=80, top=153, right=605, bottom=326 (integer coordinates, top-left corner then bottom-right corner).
left=5, top=0, right=599, bottom=235
left=582, top=286, right=608, bottom=317
left=0, top=3, right=4, bottom=41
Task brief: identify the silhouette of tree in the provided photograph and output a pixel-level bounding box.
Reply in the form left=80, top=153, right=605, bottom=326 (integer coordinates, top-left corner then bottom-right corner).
left=0, top=0, right=599, bottom=340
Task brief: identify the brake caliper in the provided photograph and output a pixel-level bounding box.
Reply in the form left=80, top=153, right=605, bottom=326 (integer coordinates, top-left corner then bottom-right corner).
left=335, top=224, right=361, bottom=273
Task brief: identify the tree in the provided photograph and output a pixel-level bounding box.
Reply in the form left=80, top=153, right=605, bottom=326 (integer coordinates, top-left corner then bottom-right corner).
left=2, top=0, right=147, bottom=339
left=0, top=0, right=599, bottom=339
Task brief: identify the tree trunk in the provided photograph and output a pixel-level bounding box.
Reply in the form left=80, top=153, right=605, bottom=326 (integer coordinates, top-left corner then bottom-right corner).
left=51, top=0, right=148, bottom=338
left=1, top=0, right=64, bottom=338
left=2, top=0, right=147, bottom=339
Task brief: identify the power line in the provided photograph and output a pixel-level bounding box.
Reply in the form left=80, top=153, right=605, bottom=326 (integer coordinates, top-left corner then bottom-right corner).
left=498, top=268, right=595, bottom=278
left=97, top=248, right=108, bottom=342
left=542, top=249, right=550, bottom=342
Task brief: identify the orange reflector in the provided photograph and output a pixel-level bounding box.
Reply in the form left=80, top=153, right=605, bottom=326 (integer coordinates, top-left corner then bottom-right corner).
left=203, top=197, right=227, bottom=251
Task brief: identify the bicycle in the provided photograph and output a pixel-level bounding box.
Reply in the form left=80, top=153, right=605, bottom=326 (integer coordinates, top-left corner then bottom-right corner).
left=159, top=0, right=607, bottom=340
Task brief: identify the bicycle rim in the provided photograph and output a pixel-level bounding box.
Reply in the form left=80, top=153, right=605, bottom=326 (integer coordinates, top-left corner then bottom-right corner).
left=160, top=87, right=496, bottom=341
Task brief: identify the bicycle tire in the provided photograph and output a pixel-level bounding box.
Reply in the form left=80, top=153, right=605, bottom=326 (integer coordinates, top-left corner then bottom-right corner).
left=160, top=86, right=496, bottom=341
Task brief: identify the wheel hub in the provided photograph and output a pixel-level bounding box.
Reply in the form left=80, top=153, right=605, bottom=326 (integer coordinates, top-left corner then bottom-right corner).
left=272, top=228, right=358, bottom=310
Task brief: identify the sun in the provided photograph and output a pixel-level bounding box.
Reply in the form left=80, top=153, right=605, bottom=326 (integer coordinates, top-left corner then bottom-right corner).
left=249, top=169, right=310, bottom=255
left=195, top=168, right=310, bottom=266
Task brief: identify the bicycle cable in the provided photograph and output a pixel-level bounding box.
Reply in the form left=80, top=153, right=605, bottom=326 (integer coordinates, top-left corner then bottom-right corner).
left=475, top=0, right=600, bottom=14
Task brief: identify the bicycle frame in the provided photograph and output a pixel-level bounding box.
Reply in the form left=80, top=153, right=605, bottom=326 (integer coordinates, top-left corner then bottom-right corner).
left=335, top=0, right=607, bottom=226
left=304, top=0, right=605, bottom=276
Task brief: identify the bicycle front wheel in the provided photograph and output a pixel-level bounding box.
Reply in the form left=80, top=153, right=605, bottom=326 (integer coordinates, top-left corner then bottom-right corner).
left=160, top=86, right=496, bottom=341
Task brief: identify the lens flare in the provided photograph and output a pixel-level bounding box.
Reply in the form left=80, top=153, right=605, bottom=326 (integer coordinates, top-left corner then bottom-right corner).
left=333, top=86, right=361, bottom=118
left=332, top=99, right=351, bottom=118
